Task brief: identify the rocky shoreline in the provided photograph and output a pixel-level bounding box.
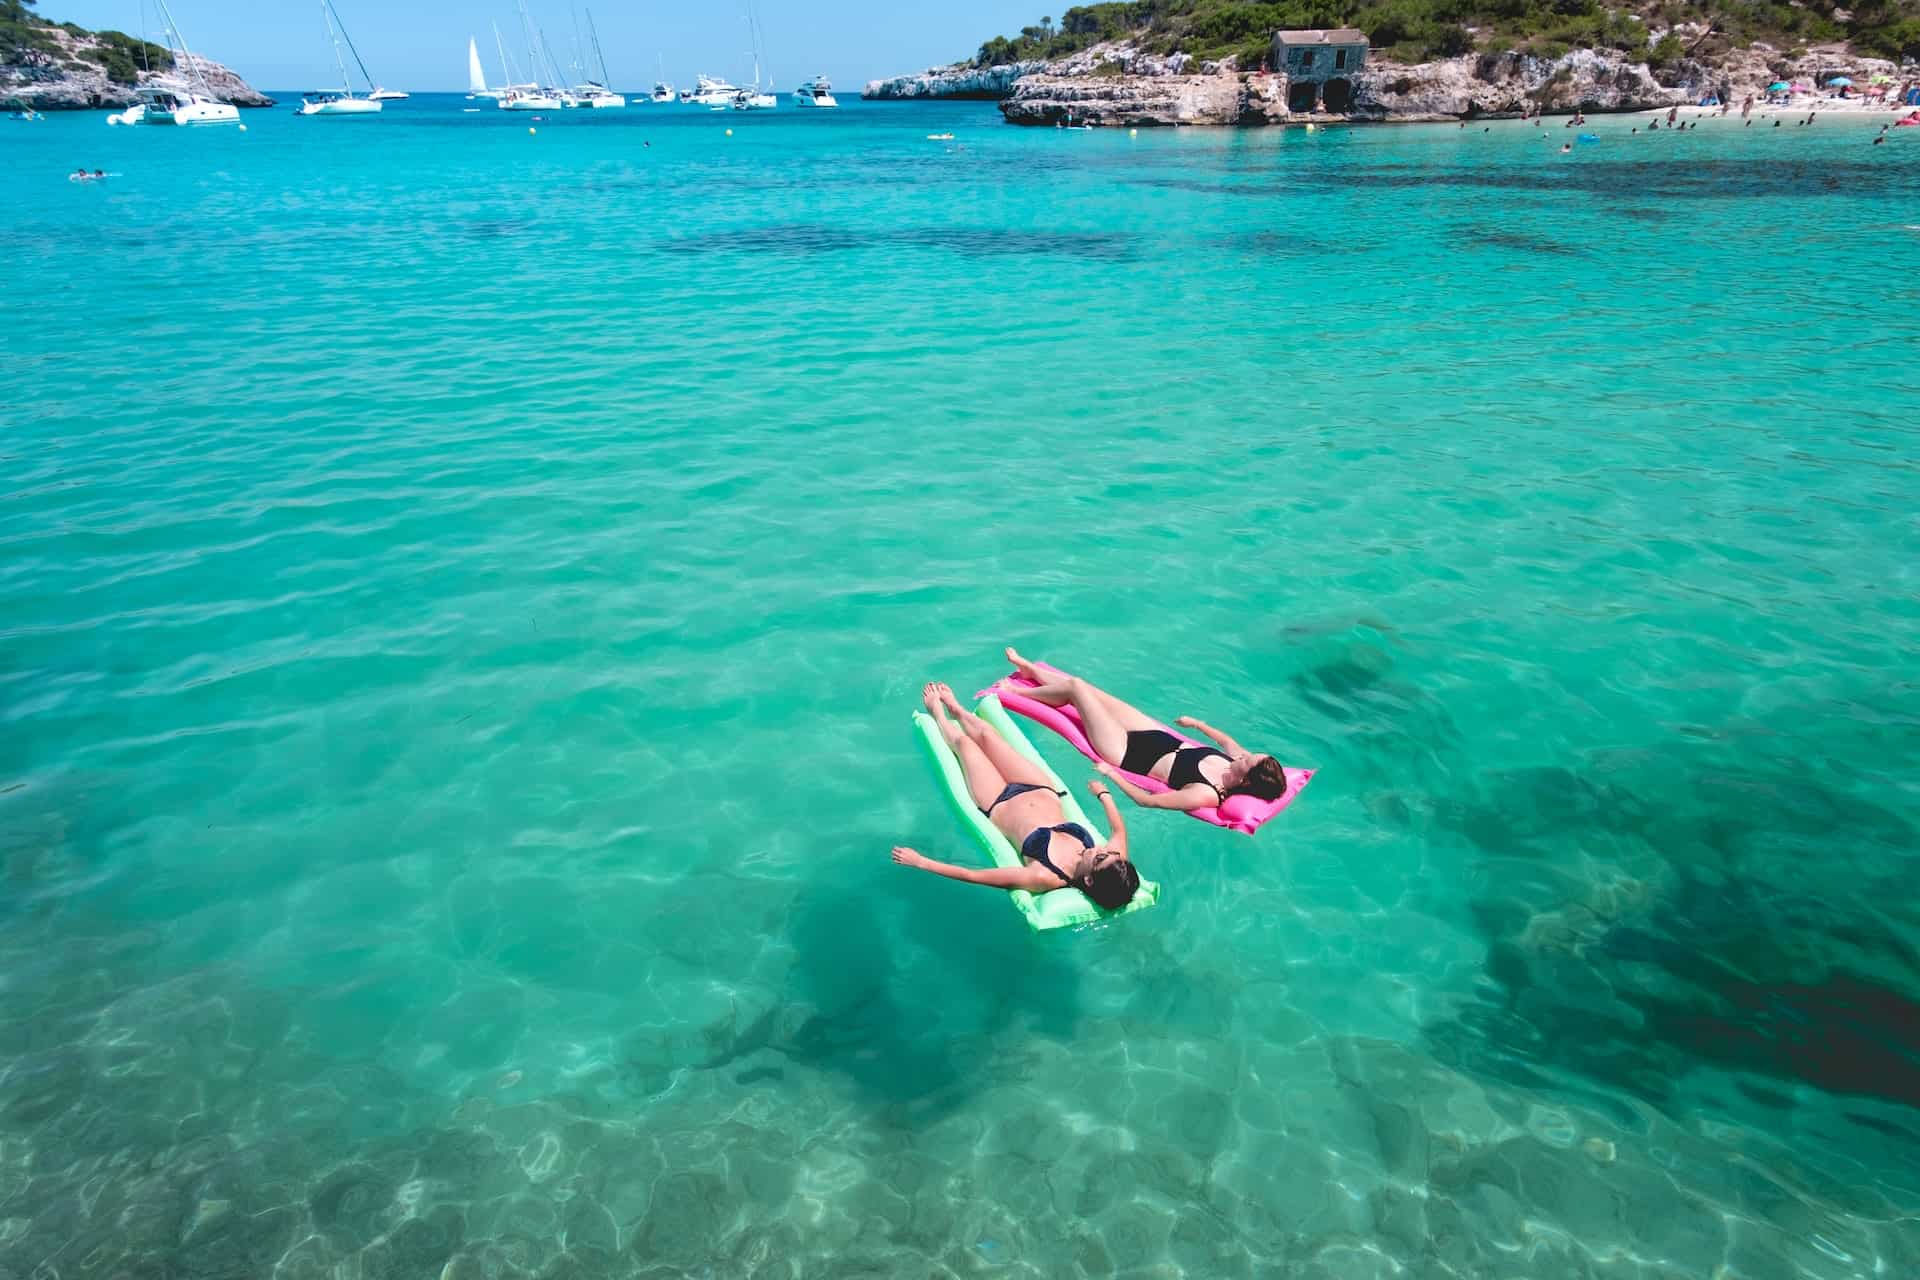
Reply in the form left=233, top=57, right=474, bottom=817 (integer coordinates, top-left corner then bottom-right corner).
left=2, top=24, right=271, bottom=110
left=867, top=37, right=1906, bottom=127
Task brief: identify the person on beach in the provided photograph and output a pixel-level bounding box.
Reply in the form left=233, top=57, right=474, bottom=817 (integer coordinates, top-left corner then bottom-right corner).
left=1667, top=104, right=1678, bottom=126
left=1000, top=648, right=1290, bottom=813
left=1742, top=95, right=1753, bottom=121
left=893, top=683, right=1141, bottom=908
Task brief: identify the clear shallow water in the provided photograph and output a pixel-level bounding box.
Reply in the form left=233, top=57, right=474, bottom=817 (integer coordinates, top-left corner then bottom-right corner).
left=3, top=95, right=1919, bottom=1277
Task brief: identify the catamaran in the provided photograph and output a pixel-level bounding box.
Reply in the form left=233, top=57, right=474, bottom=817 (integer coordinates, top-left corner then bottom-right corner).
left=563, top=9, right=624, bottom=108
left=791, top=75, right=835, bottom=108
left=298, top=0, right=382, bottom=115
left=110, top=0, right=239, bottom=125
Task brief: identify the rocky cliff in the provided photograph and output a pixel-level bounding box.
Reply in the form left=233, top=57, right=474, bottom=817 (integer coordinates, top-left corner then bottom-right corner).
left=875, top=33, right=1906, bottom=127
left=2, top=22, right=271, bottom=110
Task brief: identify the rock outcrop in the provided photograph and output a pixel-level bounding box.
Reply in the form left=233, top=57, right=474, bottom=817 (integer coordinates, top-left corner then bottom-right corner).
left=1, top=23, right=271, bottom=110
left=876, top=33, right=1908, bottom=126
left=999, top=73, right=1246, bottom=126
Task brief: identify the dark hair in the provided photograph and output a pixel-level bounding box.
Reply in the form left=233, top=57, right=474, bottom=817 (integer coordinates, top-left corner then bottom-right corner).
left=1081, top=859, right=1140, bottom=911
left=1229, top=756, right=1289, bottom=802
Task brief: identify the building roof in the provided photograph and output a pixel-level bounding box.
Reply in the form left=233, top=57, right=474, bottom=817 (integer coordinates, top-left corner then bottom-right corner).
left=1274, top=29, right=1369, bottom=46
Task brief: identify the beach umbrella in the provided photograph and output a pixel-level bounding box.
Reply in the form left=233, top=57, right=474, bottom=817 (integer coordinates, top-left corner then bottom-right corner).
left=1766, top=81, right=1790, bottom=92
left=1826, top=75, right=1853, bottom=86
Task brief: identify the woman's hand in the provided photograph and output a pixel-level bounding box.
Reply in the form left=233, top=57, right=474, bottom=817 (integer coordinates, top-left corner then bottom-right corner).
left=1175, top=715, right=1201, bottom=729
left=891, top=846, right=926, bottom=868
left=1086, top=778, right=1112, bottom=800
left=1095, top=761, right=1118, bottom=778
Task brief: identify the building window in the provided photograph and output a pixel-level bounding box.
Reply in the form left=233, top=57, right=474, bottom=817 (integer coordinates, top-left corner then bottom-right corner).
left=1301, top=50, right=1315, bottom=68
left=1335, top=48, right=1347, bottom=69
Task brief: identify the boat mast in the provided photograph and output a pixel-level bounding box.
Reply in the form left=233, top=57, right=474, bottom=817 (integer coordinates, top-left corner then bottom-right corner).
left=586, top=8, right=611, bottom=88
left=493, top=21, right=519, bottom=92
left=325, top=0, right=378, bottom=96
left=321, top=0, right=349, bottom=96
left=150, top=0, right=215, bottom=98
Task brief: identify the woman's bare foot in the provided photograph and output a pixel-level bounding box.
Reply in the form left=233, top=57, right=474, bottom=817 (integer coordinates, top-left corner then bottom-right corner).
left=1006, top=646, right=1044, bottom=683
left=936, top=683, right=968, bottom=717
left=922, top=681, right=949, bottom=719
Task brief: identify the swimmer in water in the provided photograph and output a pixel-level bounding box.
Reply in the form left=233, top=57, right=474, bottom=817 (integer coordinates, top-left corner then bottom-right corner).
left=1560, top=142, right=1572, bottom=153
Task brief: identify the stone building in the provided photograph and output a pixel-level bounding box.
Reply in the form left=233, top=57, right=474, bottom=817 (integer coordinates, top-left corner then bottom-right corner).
left=1272, top=29, right=1369, bottom=113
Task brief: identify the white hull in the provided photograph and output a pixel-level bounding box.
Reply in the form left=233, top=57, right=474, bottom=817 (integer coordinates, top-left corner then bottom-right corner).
left=793, top=78, right=836, bottom=108
left=369, top=88, right=408, bottom=100
left=146, top=99, right=241, bottom=125
left=299, top=96, right=383, bottom=115
left=501, top=94, right=561, bottom=110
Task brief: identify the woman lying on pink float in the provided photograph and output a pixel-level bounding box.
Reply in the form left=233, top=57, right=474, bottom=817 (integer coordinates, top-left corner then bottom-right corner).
left=994, top=648, right=1306, bottom=828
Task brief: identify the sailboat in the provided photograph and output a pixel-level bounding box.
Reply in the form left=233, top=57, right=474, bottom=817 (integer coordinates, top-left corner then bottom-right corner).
left=113, top=0, right=239, bottom=125
left=563, top=8, right=624, bottom=108
left=298, top=0, right=382, bottom=115
left=498, top=1, right=560, bottom=110
left=729, top=0, right=776, bottom=110
left=465, top=36, right=497, bottom=99
left=651, top=54, right=673, bottom=103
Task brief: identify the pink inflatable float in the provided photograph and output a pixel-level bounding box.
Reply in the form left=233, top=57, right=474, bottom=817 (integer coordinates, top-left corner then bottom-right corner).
left=983, top=660, right=1314, bottom=836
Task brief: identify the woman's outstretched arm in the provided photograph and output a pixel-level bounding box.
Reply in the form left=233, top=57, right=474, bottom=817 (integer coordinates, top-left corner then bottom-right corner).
left=1176, top=715, right=1245, bottom=756
left=1094, top=763, right=1213, bottom=812
left=891, top=847, right=1055, bottom=892
left=1087, top=780, right=1129, bottom=855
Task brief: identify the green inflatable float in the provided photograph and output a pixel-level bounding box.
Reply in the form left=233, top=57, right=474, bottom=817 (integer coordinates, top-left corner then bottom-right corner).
left=912, top=694, right=1161, bottom=931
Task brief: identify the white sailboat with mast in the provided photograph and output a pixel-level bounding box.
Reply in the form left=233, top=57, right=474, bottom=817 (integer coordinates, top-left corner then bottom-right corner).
left=298, top=0, right=382, bottom=115
left=730, top=0, right=775, bottom=110
left=116, top=0, right=240, bottom=125
left=465, top=36, right=495, bottom=98
left=498, top=1, right=560, bottom=109
left=563, top=8, right=623, bottom=108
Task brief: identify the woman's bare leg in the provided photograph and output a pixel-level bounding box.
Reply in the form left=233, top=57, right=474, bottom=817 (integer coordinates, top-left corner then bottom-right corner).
left=925, top=683, right=1005, bottom=811
left=936, top=685, right=1053, bottom=789
left=1004, top=648, right=1162, bottom=764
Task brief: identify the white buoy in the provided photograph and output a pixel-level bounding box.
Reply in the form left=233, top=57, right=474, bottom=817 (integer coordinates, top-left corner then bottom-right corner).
left=238, top=123, right=247, bottom=132
left=528, top=127, right=536, bottom=135
left=725, top=128, right=733, bottom=136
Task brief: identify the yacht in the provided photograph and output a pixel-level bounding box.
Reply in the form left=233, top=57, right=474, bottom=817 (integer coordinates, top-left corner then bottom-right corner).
left=791, top=75, right=835, bottom=107
left=298, top=0, right=384, bottom=117
left=680, top=75, right=738, bottom=105
left=650, top=81, right=674, bottom=103
left=111, top=0, right=239, bottom=125
left=730, top=87, right=776, bottom=110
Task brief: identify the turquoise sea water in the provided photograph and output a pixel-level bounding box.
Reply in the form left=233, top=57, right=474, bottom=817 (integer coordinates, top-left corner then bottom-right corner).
left=4, top=95, right=1920, bottom=1276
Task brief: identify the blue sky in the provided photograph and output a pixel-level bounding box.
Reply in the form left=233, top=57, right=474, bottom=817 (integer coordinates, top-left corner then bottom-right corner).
left=46, top=0, right=1048, bottom=92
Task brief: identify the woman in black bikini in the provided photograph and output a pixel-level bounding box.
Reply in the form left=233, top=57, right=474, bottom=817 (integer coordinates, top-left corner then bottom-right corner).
left=1005, top=647, right=1289, bottom=813
left=892, top=683, right=1141, bottom=909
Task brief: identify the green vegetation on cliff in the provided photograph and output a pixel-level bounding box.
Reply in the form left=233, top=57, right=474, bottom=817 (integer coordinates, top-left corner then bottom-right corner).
left=972, top=0, right=1920, bottom=71
left=2, top=0, right=172, bottom=84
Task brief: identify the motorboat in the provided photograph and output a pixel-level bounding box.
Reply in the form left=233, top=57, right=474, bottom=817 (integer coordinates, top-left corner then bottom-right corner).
left=681, top=74, right=738, bottom=105
left=298, top=0, right=384, bottom=118
left=651, top=81, right=673, bottom=102
left=791, top=75, right=835, bottom=108
left=369, top=87, right=408, bottom=100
